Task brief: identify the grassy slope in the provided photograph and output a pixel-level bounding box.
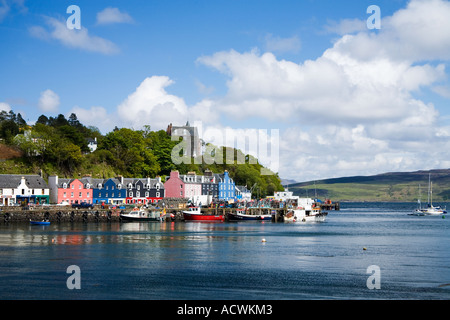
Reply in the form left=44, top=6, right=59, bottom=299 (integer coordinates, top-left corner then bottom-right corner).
left=287, top=169, right=450, bottom=202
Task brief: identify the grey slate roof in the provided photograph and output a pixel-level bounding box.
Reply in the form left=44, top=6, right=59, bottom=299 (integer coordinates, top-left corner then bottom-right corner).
left=0, top=174, right=48, bottom=189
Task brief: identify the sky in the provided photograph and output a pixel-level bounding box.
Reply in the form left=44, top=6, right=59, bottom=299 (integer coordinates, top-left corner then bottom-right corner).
left=1, top=0, right=450, bottom=182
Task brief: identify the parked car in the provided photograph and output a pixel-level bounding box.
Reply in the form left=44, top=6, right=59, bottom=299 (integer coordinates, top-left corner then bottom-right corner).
left=57, top=201, right=70, bottom=206
left=71, top=202, right=94, bottom=209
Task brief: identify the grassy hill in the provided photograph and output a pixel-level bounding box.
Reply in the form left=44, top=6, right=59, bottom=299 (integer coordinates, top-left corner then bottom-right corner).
left=287, top=169, right=450, bottom=202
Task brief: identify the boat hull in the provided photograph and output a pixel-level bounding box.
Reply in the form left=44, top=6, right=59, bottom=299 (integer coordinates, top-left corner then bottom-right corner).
left=284, top=210, right=327, bottom=223
left=183, top=213, right=224, bottom=221
left=228, top=212, right=272, bottom=221
left=30, top=221, right=50, bottom=225
left=120, top=214, right=160, bottom=222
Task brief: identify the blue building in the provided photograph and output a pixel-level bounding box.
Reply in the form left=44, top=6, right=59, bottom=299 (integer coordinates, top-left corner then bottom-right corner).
left=219, top=170, right=235, bottom=201
left=92, top=178, right=127, bottom=204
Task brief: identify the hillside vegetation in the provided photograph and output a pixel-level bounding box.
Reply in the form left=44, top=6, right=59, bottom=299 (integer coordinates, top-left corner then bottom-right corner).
left=0, top=110, right=283, bottom=198
left=288, top=169, right=450, bottom=202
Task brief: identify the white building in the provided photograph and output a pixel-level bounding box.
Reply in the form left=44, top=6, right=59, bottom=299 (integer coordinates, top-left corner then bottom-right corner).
left=87, top=138, right=98, bottom=152
left=0, top=174, right=50, bottom=205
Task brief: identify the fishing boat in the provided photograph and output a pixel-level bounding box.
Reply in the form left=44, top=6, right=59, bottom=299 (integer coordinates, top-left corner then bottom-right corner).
left=281, top=197, right=328, bottom=222
left=182, top=207, right=224, bottom=221
left=30, top=219, right=51, bottom=225
left=228, top=209, right=272, bottom=221
left=120, top=207, right=161, bottom=222
left=411, top=175, right=447, bottom=216
left=284, top=205, right=327, bottom=222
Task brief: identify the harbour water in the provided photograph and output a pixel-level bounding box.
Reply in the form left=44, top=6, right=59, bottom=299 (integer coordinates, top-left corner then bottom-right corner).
left=0, top=202, right=449, bottom=300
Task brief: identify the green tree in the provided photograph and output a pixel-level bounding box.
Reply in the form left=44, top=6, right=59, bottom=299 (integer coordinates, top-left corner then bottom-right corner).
left=0, top=120, right=19, bottom=144
left=99, top=128, right=160, bottom=177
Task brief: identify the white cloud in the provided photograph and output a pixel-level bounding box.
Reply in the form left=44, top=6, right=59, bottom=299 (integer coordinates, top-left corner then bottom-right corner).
left=38, top=89, right=60, bottom=112
left=116, top=76, right=189, bottom=131
left=0, top=0, right=9, bottom=22
left=196, top=0, right=450, bottom=181
left=70, top=76, right=221, bottom=134
left=0, top=0, right=27, bottom=22
left=324, top=18, right=366, bottom=35
left=65, top=0, right=450, bottom=181
left=198, top=48, right=444, bottom=126
left=432, top=85, right=450, bottom=99
left=29, top=17, right=119, bottom=55
left=69, top=105, right=112, bottom=133
left=330, top=0, right=450, bottom=62
left=96, top=7, right=134, bottom=25
left=264, top=34, right=301, bottom=54
left=0, top=102, right=11, bottom=112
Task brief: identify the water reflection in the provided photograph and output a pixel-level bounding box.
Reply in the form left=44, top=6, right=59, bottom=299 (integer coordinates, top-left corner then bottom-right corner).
left=0, top=221, right=272, bottom=247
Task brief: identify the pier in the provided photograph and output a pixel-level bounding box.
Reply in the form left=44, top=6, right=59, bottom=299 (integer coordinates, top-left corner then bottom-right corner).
left=0, top=206, right=290, bottom=223
left=0, top=201, right=339, bottom=223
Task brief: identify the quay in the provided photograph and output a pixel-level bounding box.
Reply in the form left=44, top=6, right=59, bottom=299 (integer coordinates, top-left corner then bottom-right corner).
left=0, top=201, right=339, bottom=223
left=0, top=206, right=288, bottom=223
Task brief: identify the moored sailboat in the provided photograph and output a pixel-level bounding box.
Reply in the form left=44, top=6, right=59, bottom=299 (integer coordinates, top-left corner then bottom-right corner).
left=411, top=175, right=447, bottom=216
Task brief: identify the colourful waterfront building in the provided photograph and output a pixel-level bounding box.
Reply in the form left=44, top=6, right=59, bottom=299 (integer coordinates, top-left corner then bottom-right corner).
left=1, top=174, right=50, bottom=205
left=124, top=177, right=164, bottom=205
left=164, top=171, right=185, bottom=198
left=48, top=176, right=92, bottom=205
left=219, top=170, right=235, bottom=201
left=92, top=178, right=126, bottom=205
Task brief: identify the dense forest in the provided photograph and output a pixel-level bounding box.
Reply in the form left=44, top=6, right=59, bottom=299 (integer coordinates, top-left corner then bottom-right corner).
left=0, top=110, right=283, bottom=198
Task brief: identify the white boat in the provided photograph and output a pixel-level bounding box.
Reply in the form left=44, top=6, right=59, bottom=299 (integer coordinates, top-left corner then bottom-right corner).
left=120, top=207, right=161, bottom=222
left=411, top=175, right=447, bottom=216
left=284, top=198, right=327, bottom=223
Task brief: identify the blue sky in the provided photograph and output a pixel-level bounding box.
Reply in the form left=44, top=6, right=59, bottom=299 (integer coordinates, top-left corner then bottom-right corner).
left=2, top=0, right=450, bottom=182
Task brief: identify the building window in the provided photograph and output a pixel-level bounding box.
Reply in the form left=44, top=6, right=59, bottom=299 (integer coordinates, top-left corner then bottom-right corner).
left=156, top=192, right=160, bottom=197
left=79, top=192, right=82, bottom=197
left=129, top=192, right=133, bottom=197
left=63, top=192, right=66, bottom=198
left=137, top=191, right=140, bottom=197
left=71, top=192, right=74, bottom=198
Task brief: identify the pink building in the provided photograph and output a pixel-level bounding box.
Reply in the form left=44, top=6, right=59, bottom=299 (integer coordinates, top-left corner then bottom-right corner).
left=49, top=176, right=93, bottom=204
left=164, top=171, right=185, bottom=198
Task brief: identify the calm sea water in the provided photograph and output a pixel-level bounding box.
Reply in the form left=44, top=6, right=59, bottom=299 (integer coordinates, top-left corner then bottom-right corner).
left=0, top=202, right=449, bottom=300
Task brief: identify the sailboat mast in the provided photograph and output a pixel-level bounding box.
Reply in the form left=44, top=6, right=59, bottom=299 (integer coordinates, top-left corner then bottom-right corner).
left=430, top=181, right=433, bottom=207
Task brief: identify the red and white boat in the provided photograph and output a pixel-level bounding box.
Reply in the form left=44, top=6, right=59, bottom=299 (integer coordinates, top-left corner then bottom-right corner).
left=182, top=207, right=224, bottom=221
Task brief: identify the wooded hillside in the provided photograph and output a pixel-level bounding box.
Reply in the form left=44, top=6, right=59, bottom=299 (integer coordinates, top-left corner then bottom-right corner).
left=0, top=110, right=283, bottom=198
